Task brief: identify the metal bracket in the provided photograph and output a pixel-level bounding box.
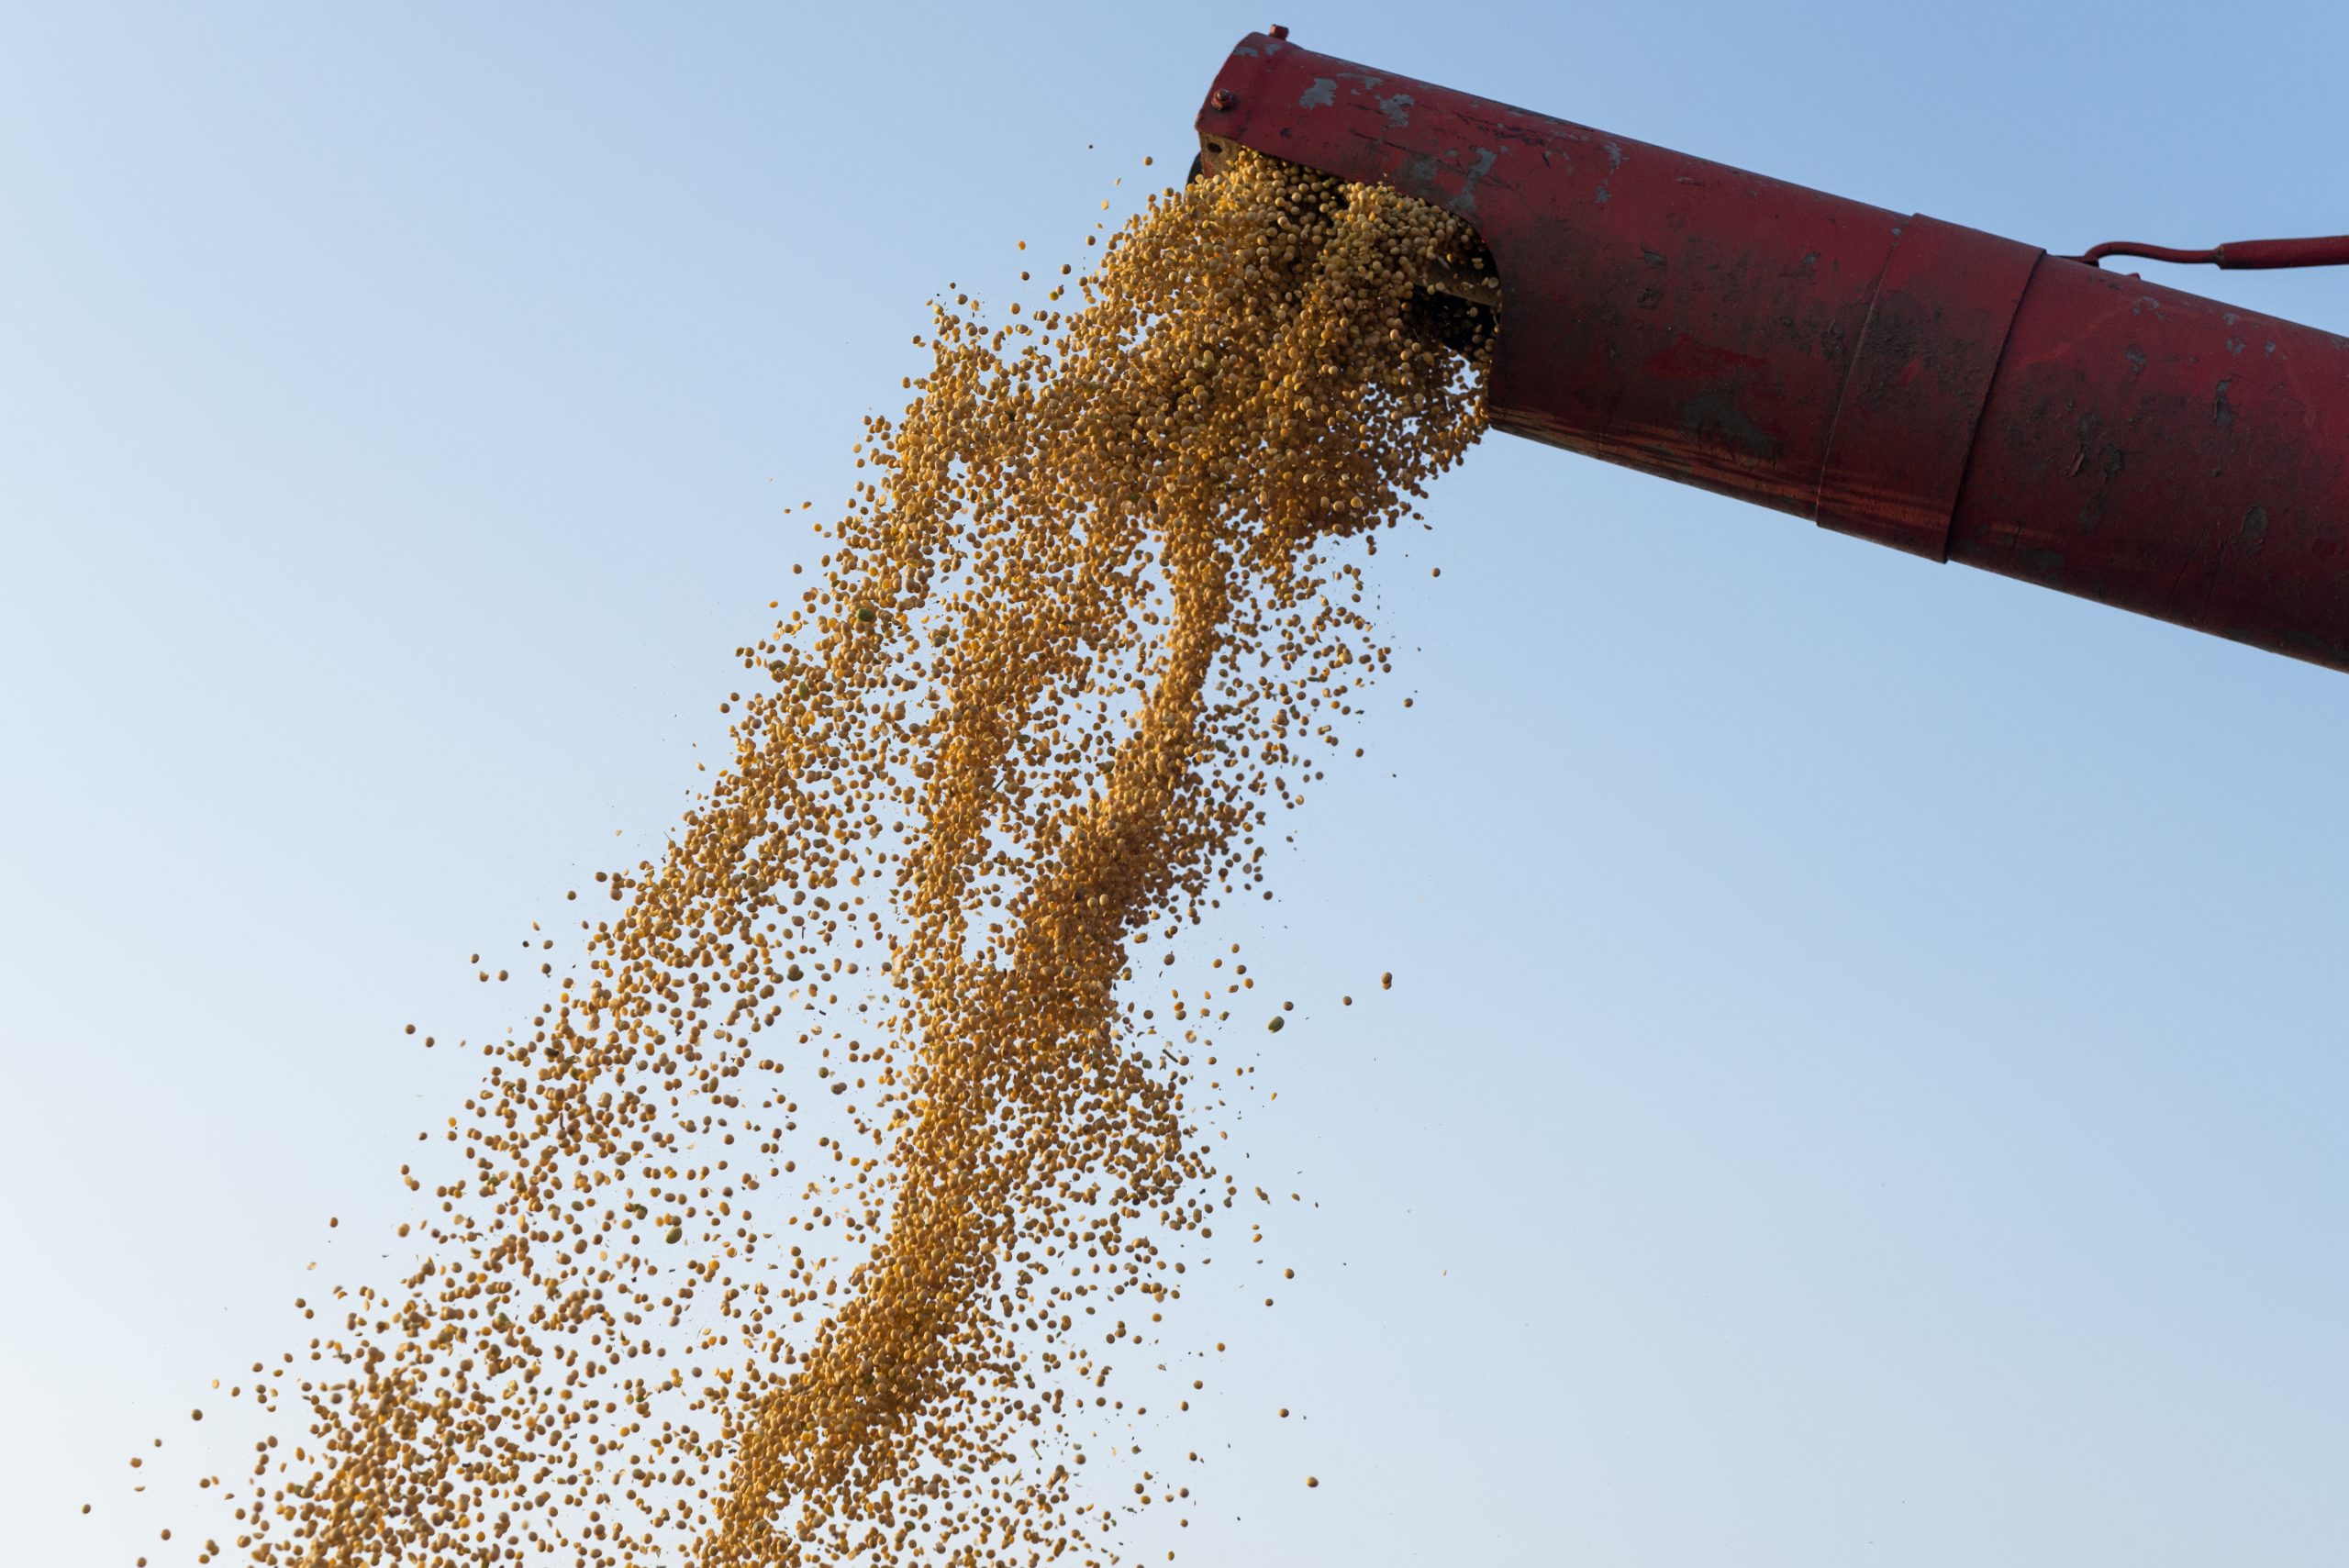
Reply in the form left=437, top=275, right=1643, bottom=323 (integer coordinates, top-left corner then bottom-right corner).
left=2068, top=235, right=2349, bottom=270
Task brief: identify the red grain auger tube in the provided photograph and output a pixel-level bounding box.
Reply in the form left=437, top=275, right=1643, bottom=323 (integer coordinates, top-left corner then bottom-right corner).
left=1198, top=31, right=2349, bottom=672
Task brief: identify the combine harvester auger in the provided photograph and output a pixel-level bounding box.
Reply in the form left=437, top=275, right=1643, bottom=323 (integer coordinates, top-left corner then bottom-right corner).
left=1198, top=28, right=2349, bottom=671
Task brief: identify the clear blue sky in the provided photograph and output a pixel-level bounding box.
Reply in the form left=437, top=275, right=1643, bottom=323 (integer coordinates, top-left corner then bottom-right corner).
left=5, top=4, right=2344, bottom=1563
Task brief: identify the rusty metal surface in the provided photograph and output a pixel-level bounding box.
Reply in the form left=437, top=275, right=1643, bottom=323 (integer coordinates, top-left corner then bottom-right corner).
left=1949, top=259, right=2349, bottom=667
left=1198, top=31, right=2349, bottom=673
left=1816, top=217, right=2043, bottom=560
left=1199, top=33, right=1909, bottom=518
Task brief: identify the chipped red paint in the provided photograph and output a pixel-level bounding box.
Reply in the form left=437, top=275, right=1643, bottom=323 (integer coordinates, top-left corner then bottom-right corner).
left=1199, top=32, right=2349, bottom=672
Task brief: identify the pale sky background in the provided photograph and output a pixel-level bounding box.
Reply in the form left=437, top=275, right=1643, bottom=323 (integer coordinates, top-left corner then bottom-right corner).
left=5, top=3, right=2346, bottom=1564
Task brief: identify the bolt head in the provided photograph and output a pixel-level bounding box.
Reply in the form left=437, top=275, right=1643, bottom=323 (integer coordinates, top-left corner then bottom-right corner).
left=1209, top=88, right=1237, bottom=111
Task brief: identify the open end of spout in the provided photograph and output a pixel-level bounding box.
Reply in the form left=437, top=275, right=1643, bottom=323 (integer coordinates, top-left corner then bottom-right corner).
left=1190, top=134, right=1500, bottom=359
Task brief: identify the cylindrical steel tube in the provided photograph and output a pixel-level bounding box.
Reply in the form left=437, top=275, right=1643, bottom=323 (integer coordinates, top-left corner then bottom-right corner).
left=1197, top=32, right=2349, bottom=671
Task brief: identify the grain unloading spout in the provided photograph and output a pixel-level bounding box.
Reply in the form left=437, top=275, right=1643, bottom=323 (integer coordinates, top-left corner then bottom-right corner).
left=1199, top=29, right=2349, bottom=672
